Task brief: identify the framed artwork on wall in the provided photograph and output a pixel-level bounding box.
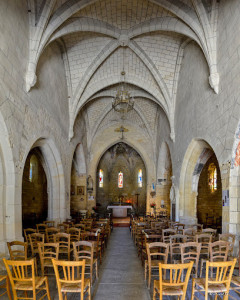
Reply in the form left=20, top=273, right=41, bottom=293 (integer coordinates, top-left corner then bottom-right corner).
left=77, top=186, right=85, bottom=195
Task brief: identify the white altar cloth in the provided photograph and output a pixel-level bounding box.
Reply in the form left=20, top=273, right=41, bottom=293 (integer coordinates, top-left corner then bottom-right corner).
left=107, top=205, right=132, bottom=217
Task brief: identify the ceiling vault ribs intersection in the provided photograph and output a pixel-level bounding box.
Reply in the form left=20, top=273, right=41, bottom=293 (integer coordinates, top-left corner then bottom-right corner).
left=26, top=0, right=219, bottom=142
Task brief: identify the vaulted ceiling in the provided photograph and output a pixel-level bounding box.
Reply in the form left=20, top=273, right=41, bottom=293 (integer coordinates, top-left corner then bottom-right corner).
left=26, top=0, right=219, bottom=144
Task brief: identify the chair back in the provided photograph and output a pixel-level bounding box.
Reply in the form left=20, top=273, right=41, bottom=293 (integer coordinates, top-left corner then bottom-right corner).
left=158, top=261, right=193, bottom=300
left=24, top=228, right=36, bottom=244
left=3, top=259, right=36, bottom=299
left=162, top=229, right=177, bottom=243
left=52, top=259, right=86, bottom=300
left=180, top=242, right=201, bottom=276
left=209, top=240, right=229, bottom=262
left=7, top=241, right=28, bottom=260
left=54, top=233, right=71, bottom=260
left=57, top=223, right=69, bottom=232
left=146, top=242, right=169, bottom=264
left=73, top=240, right=94, bottom=262
left=202, top=228, right=217, bottom=239
left=46, top=227, right=60, bottom=242
left=170, top=234, right=187, bottom=263
left=67, top=227, right=81, bottom=243
left=38, top=242, right=59, bottom=276
left=43, top=220, right=55, bottom=227
left=36, top=223, right=47, bottom=234
left=219, top=233, right=235, bottom=256
left=183, top=228, right=197, bottom=242
left=29, top=233, right=45, bottom=256
left=195, top=233, right=212, bottom=257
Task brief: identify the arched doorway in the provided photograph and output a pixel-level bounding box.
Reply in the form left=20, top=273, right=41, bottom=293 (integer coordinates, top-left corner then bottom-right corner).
left=22, top=149, right=48, bottom=229
left=197, top=153, right=222, bottom=231
left=179, top=139, right=222, bottom=230
left=96, top=142, right=147, bottom=215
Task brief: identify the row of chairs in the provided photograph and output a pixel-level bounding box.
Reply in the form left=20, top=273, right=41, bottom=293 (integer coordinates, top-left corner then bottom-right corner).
left=3, top=258, right=91, bottom=300
left=152, top=259, right=237, bottom=300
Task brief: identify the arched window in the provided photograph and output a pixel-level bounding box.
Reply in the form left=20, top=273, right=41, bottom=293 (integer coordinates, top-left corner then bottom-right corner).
left=118, top=171, right=123, bottom=188
left=208, top=163, right=217, bottom=192
left=29, top=161, right=33, bottom=182
left=138, top=169, right=142, bottom=188
left=99, top=169, right=103, bottom=188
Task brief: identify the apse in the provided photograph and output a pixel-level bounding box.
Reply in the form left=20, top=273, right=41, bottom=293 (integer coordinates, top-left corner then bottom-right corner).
left=96, top=142, right=147, bottom=214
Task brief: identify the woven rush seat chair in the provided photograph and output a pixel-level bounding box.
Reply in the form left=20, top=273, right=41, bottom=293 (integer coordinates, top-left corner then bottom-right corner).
left=3, top=258, right=51, bottom=300
left=191, top=258, right=236, bottom=300
left=145, top=242, right=169, bottom=289
left=52, top=258, right=91, bottom=300
left=153, top=261, right=193, bottom=300
left=7, top=241, right=28, bottom=261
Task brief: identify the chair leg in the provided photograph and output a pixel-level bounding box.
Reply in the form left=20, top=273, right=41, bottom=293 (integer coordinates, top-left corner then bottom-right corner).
left=45, top=277, right=51, bottom=300
left=144, top=262, right=147, bottom=281
left=148, top=267, right=151, bottom=289
left=153, top=282, right=156, bottom=300
left=6, top=276, right=12, bottom=300
left=96, top=261, right=98, bottom=279
left=191, top=278, right=195, bottom=300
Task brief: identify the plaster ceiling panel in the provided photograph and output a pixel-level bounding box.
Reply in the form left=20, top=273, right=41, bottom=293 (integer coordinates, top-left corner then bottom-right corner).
left=86, top=98, right=110, bottom=130
left=134, top=32, right=182, bottom=97
left=74, top=0, right=175, bottom=30
left=137, top=98, right=158, bottom=132
left=82, top=47, right=161, bottom=101
left=63, top=32, right=113, bottom=93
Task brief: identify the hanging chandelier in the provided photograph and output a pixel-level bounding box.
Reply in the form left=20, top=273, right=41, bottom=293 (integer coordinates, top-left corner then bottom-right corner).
left=112, top=47, right=134, bottom=113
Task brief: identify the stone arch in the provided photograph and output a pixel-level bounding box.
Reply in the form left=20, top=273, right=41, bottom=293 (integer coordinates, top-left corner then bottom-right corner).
left=0, top=111, right=16, bottom=255
left=21, top=138, right=66, bottom=223
left=179, top=139, right=220, bottom=225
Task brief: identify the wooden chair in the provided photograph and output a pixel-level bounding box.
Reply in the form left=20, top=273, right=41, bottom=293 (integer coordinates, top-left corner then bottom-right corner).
left=45, top=227, right=60, bottom=242
left=0, top=275, right=12, bottom=300
left=145, top=242, right=169, bottom=289
left=153, top=261, right=193, bottom=300
left=180, top=242, right=201, bottom=277
left=57, top=223, right=69, bottom=233
left=192, top=223, right=203, bottom=232
left=73, top=240, right=98, bottom=286
left=162, top=229, right=177, bottom=243
left=43, top=220, right=55, bottom=227
left=202, top=228, right=217, bottom=240
left=191, top=259, right=236, bottom=300
left=3, top=258, right=51, bottom=300
left=24, top=228, right=36, bottom=244
left=86, top=232, right=101, bottom=264
left=170, top=234, right=187, bottom=263
left=36, top=224, right=47, bottom=234
left=196, top=233, right=212, bottom=277
left=75, top=224, right=86, bottom=231
left=38, top=242, right=59, bottom=276
left=54, top=232, right=70, bottom=261
left=52, top=259, right=91, bottom=300
left=7, top=241, right=28, bottom=261
left=219, top=233, right=235, bottom=256
left=173, top=223, right=185, bottom=234
left=209, top=240, right=229, bottom=262
left=183, top=228, right=197, bottom=242
left=67, top=227, right=81, bottom=243
left=29, top=233, right=45, bottom=257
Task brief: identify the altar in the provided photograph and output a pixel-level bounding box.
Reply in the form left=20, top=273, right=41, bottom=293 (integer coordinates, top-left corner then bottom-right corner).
left=107, top=205, right=133, bottom=217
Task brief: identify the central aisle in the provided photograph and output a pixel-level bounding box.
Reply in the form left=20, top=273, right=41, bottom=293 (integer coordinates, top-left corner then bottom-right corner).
left=93, top=227, right=151, bottom=300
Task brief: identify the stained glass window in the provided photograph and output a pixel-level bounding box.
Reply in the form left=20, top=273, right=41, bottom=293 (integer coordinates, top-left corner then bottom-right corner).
left=138, top=169, right=142, bottom=187
left=99, top=169, right=103, bottom=188
left=29, top=162, right=33, bottom=182
left=208, top=163, right=217, bottom=192
left=118, top=171, right=123, bottom=188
